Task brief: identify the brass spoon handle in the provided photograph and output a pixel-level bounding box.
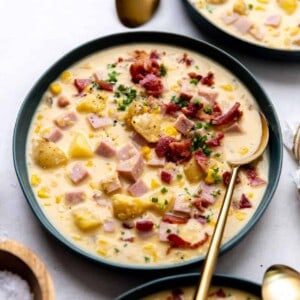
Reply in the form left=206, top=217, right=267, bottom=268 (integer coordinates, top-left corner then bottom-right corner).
left=194, top=165, right=240, bottom=300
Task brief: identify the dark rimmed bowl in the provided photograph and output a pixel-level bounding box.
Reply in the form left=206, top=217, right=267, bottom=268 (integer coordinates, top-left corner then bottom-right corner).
left=116, top=273, right=261, bottom=299
left=182, top=0, right=300, bottom=61
left=13, top=31, right=282, bottom=271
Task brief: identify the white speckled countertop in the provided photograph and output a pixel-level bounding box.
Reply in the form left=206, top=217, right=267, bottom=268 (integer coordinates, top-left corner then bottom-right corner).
left=1, top=1, right=300, bottom=299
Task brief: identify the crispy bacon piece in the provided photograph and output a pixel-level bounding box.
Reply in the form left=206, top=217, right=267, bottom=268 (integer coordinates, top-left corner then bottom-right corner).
left=167, top=139, right=192, bottom=163
left=165, top=102, right=181, bottom=114
left=171, top=288, right=184, bottom=300
left=74, top=79, right=91, bottom=93
left=244, top=165, right=267, bottom=187
left=96, top=80, right=114, bottom=92
left=208, top=288, right=226, bottom=298
left=155, top=136, right=176, bottom=158
left=139, top=74, right=163, bottom=96
left=188, top=72, right=203, bottom=81
left=135, top=220, right=154, bottom=232
left=194, top=149, right=208, bottom=172
left=129, top=59, right=160, bottom=83
left=162, top=213, right=189, bottom=224
left=182, top=102, right=202, bottom=118
left=190, top=232, right=209, bottom=249
left=222, top=171, right=241, bottom=186
left=161, top=170, right=172, bottom=184
left=213, top=102, right=242, bottom=127
left=207, top=132, right=224, bottom=147
left=178, top=53, right=194, bottom=66
left=201, top=71, right=214, bottom=86
left=237, top=194, right=252, bottom=209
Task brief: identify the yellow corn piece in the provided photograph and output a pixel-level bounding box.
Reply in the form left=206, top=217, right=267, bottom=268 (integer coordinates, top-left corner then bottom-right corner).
left=37, top=114, right=43, bottom=120
left=257, top=0, right=269, bottom=3
left=49, top=82, right=62, bottom=95
left=37, top=188, right=50, bottom=198
left=89, top=182, right=97, bottom=190
left=247, top=192, right=254, bottom=199
left=143, top=244, right=158, bottom=262
left=107, top=108, right=115, bottom=116
left=55, top=196, right=62, bottom=204
left=72, top=235, right=82, bottom=241
left=277, top=0, right=297, bottom=14
left=98, top=239, right=108, bottom=245
left=141, top=146, right=151, bottom=160
left=239, top=146, right=249, bottom=155
left=34, top=123, right=41, bottom=134
left=30, top=174, right=40, bottom=186
left=221, top=84, right=234, bottom=91
left=97, top=249, right=107, bottom=256
left=290, top=27, right=300, bottom=36
left=235, top=211, right=247, bottom=221
left=178, top=180, right=185, bottom=187
left=164, top=126, right=178, bottom=137
left=255, top=5, right=265, bottom=10
left=86, top=160, right=94, bottom=167
left=204, top=168, right=215, bottom=184
left=151, top=179, right=160, bottom=189
left=60, top=71, right=72, bottom=83
left=208, top=219, right=216, bottom=227
left=171, top=84, right=180, bottom=92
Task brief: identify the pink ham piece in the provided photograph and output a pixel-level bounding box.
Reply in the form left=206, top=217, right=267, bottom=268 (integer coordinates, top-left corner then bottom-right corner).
left=221, top=12, right=239, bottom=25
left=65, top=190, right=85, bottom=206
left=192, top=182, right=215, bottom=211
left=135, top=219, right=154, bottom=232
left=194, top=149, right=208, bottom=173
left=54, top=111, right=77, bottom=129
left=117, top=154, right=144, bottom=181
left=74, top=79, right=91, bottom=93
left=244, top=165, right=267, bottom=187
left=264, top=14, right=281, bottom=27
left=207, top=132, right=224, bottom=147
left=223, top=122, right=243, bottom=133
left=139, top=73, right=164, bottom=97
left=159, top=222, right=178, bottom=242
left=160, top=170, right=172, bottom=184
left=103, top=220, right=115, bottom=232
left=198, top=90, right=218, bottom=103
left=95, top=139, right=116, bottom=158
left=234, top=16, right=253, bottom=34
left=173, top=194, right=192, bottom=215
left=130, top=132, right=147, bottom=148
left=57, top=95, right=70, bottom=108
left=174, top=114, right=194, bottom=135
left=117, top=143, right=139, bottom=161
left=101, top=175, right=122, bottom=194
left=87, top=114, right=113, bottom=129
left=43, top=128, right=62, bottom=143
left=147, top=153, right=166, bottom=167
left=128, top=179, right=148, bottom=197
left=69, top=163, right=89, bottom=184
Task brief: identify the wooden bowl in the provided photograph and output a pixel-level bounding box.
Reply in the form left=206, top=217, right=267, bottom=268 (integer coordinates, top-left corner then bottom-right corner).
left=0, top=239, right=55, bottom=300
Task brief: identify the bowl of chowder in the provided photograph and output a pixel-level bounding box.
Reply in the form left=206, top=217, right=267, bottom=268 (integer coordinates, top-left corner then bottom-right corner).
left=182, top=0, right=300, bottom=60
left=116, top=273, right=261, bottom=299
left=13, top=32, right=282, bottom=270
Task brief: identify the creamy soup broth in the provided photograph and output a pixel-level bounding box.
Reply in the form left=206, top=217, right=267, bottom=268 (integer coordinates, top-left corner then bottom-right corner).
left=189, top=0, right=300, bottom=50
left=143, top=286, right=260, bottom=299
left=26, top=44, right=268, bottom=266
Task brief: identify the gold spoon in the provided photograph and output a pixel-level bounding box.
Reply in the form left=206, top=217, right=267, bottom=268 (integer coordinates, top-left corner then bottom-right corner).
left=194, top=113, right=269, bottom=300
left=262, top=264, right=300, bottom=300
left=116, top=0, right=160, bottom=28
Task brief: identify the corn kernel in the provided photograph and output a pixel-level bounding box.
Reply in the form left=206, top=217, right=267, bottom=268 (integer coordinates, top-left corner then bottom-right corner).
left=205, top=169, right=215, bottom=184
left=60, top=71, right=72, bottom=83
left=171, top=84, right=180, bottom=92
left=30, top=174, right=40, bottom=186
left=86, top=160, right=94, bottom=167
left=290, top=27, right=300, bottom=36
left=89, top=182, right=97, bottom=190
left=255, top=5, right=265, bottom=10
left=257, top=0, right=268, bottom=3
left=247, top=192, right=254, bottom=199
left=34, top=123, right=41, bottom=134
left=72, top=235, right=82, bottom=241
left=37, top=188, right=50, bottom=198
left=98, top=239, right=108, bottom=245
left=107, top=108, right=115, bottom=116
left=228, top=208, right=234, bottom=216
left=55, top=196, right=62, bottom=204
left=49, top=82, right=62, bottom=95
left=239, top=146, right=249, bottom=155
left=43, top=202, right=51, bottom=207
left=221, top=84, right=234, bottom=91
left=141, top=146, right=151, bottom=160
left=208, top=219, right=216, bottom=227
left=37, top=114, right=43, bottom=120
left=235, top=211, right=246, bottom=221
left=178, top=180, right=185, bottom=187
left=164, top=126, right=178, bottom=137
left=151, top=179, right=161, bottom=189
left=97, top=249, right=107, bottom=256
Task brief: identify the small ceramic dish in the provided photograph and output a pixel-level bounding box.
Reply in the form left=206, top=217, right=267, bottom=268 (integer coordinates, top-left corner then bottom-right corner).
left=115, top=272, right=261, bottom=299
left=0, top=239, right=55, bottom=300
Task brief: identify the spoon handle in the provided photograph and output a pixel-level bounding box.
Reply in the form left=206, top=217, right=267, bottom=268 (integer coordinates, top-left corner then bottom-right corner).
left=194, top=165, right=240, bottom=300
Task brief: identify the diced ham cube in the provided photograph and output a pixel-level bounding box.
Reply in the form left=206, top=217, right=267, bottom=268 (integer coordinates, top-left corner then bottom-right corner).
left=221, top=12, right=239, bottom=25
left=173, top=194, right=192, bottom=215
left=128, top=179, right=148, bottom=197
left=87, top=114, right=113, bottom=129
left=198, top=90, right=218, bottom=103
left=249, top=27, right=264, bottom=41
left=54, top=111, right=77, bottom=129
left=65, top=190, right=85, bottom=206
left=43, top=128, right=63, bottom=143
left=224, top=122, right=243, bottom=133
left=101, top=175, right=122, bottom=194
left=130, top=132, right=147, bottom=148
left=135, top=219, right=154, bottom=232
left=74, top=79, right=91, bottom=93
left=234, top=16, right=253, bottom=34
left=264, top=14, right=281, bottom=27
left=117, top=154, right=144, bottom=181
left=147, top=154, right=166, bottom=167
left=116, top=143, right=139, bottom=161
left=57, top=96, right=70, bottom=108
left=159, top=222, right=178, bottom=242
left=69, top=163, right=89, bottom=184
left=174, top=114, right=194, bottom=135
left=160, top=170, right=172, bottom=184
left=95, top=139, right=116, bottom=158
left=103, top=220, right=116, bottom=232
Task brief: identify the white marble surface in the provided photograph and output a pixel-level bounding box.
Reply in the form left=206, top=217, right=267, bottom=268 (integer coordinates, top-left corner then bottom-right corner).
left=1, top=0, right=300, bottom=299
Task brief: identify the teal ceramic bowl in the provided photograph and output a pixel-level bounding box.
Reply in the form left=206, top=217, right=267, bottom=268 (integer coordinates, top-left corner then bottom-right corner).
left=182, top=0, right=300, bottom=61
left=13, top=31, right=282, bottom=271
left=116, top=273, right=261, bottom=299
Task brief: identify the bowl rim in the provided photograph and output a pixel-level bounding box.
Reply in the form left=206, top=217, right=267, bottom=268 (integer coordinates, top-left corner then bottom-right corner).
left=13, top=30, right=283, bottom=271
left=115, top=272, right=261, bottom=299
left=181, top=0, right=300, bottom=61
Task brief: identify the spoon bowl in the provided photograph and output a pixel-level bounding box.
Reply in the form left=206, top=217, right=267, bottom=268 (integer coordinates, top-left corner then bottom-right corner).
left=262, top=264, right=300, bottom=300
left=194, top=113, right=269, bottom=300
left=116, top=0, right=160, bottom=28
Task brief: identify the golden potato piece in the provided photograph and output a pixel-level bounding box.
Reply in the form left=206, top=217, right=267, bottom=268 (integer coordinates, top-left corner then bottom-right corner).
left=183, top=156, right=204, bottom=183
left=149, top=191, right=174, bottom=214
left=76, top=94, right=106, bottom=114
left=277, top=0, right=297, bottom=14
left=233, top=0, right=248, bottom=15
left=112, top=194, right=150, bottom=220
left=131, top=113, right=162, bottom=143
left=72, top=208, right=102, bottom=231
left=69, top=133, right=94, bottom=158
left=125, top=100, right=146, bottom=127
left=33, top=139, right=67, bottom=168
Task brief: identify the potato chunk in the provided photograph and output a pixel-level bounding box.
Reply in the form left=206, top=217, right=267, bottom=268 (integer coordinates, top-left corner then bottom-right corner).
left=125, top=100, right=146, bottom=127
left=72, top=208, right=102, bottom=231
left=183, top=156, right=204, bottom=182
left=233, top=0, right=248, bottom=15
left=131, top=113, right=162, bottom=143
left=76, top=94, right=106, bottom=114
left=277, top=0, right=297, bottom=14
left=112, top=194, right=150, bottom=220
left=33, top=139, right=68, bottom=168
left=69, top=133, right=93, bottom=158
